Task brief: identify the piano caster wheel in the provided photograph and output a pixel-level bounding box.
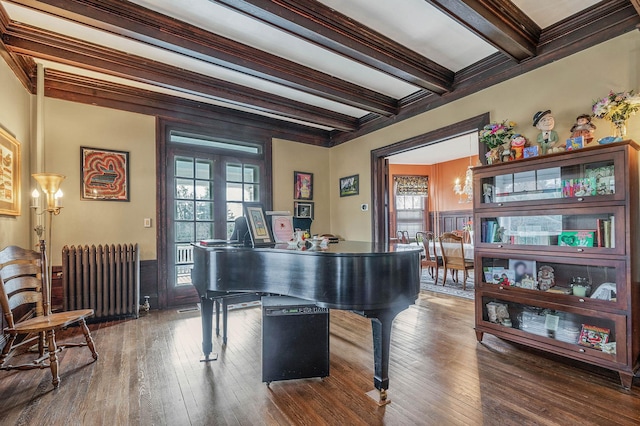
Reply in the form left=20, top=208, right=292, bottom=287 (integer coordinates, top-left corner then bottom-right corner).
left=365, top=388, right=391, bottom=406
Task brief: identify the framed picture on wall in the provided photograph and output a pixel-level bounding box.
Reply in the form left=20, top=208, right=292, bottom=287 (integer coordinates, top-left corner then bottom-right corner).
left=294, top=201, right=314, bottom=219
left=81, top=147, right=129, bottom=201
left=339, top=174, right=359, bottom=197
left=0, top=126, right=21, bottom=216
left=294, top=171, right=313, bottom=200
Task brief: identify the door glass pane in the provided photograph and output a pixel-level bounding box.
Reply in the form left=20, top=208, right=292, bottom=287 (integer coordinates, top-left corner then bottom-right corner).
left=226, top=183, right=243, bottom=201
left=175, top=158, right=194, bottom=178
left=196, top=222, right=213, bottom=240
left=196, top=201, right=213, bottom=220
left=226, top=164, right=242, bottom=182
left=195, top=160, right=211, bottom=179
left=175, top=201, right=194, bottom=220
left=244, top=184, right=259, bottom=202
left=176, top=179, right=194, bottom=199
left=227, top=202, right=243, bottom=221
left=175, top=222, right=194, bottom=242
left=195, top=181, right=212, bottom=200
left=244, top=165, right=259, bottom=183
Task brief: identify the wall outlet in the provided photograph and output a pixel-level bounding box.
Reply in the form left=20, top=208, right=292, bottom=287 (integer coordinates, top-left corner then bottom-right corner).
left=360, top=204, right=368, bottom=211
left=144, top=218, right=152, bottom=228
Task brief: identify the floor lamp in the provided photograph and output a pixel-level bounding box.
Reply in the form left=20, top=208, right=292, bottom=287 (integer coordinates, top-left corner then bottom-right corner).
left=32, top=173, right=65, bottom=316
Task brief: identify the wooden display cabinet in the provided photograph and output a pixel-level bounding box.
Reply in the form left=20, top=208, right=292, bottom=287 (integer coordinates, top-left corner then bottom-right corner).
left=473, top=140, right=640, bottom=389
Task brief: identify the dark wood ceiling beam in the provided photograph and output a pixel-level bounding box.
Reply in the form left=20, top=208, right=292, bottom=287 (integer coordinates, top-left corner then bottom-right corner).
left=0, top=3, right=34, bottom=91
left=44, top=69, right=331, bottom=146
left=4, top=0, right=396, bottom=116
left=213, top=0, right=454, bottom=94
left=425, top=0, right=540, bottom=60
left=3, top=23, right=359, bottom=131
left=331, top=0, right=639, bottom=145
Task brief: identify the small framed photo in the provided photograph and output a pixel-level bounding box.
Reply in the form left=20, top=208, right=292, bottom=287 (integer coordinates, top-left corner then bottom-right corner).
left=0, top=127, right=21, bottom=216
left=339, top=174, right=359, bottom=197
left=244, top=203, right=274, bottom=247
left=523, top=146, right=539, bottom=158
left=294, top=201, right=314, bottom=219
left=509, top=259, right=536, bottom=284
left=566, top=136, right=584, bottom=151
left=294, top=171, right=313, bottom=200
left=81, top=146, right=129, bottom=201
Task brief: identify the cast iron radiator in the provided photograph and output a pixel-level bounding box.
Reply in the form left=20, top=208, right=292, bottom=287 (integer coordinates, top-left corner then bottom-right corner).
left=61, top=244, right=140, bottom=321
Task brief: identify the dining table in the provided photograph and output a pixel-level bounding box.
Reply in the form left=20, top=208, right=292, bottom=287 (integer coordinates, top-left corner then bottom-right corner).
left=396, top=242, right=474, bottom=261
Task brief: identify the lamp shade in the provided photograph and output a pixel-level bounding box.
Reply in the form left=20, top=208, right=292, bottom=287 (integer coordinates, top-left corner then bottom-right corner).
left=33, top=173, right=65, bottom=211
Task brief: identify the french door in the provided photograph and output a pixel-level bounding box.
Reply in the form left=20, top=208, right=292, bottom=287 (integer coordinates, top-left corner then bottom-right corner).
left=165, top=147, right=266, bottom=306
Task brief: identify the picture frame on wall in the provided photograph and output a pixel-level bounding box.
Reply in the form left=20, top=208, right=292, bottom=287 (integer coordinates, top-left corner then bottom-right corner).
left=339, top=174, right=359, bottom=197
left=294, top=201, right=314, bottom=219
left=294, top=171, right=313, bottom=200
left=0, top=126, right=21, bottom=216
left=244, top=203, right=274, bottom=247
left=81, top=147, right=130, bottom=201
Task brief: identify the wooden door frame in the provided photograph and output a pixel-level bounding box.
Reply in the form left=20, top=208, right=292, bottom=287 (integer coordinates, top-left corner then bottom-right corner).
left=156, top=118, right=272, bottom=308
left=370, top=113, right=490, bottom=244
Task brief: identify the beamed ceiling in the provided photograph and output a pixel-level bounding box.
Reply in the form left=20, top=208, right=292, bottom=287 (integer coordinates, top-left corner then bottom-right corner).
left=0, top=0, right=639, bottom=147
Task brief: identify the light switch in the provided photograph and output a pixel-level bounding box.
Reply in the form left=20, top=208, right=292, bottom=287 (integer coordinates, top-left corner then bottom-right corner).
left=144, top=218, right=152, bottom=228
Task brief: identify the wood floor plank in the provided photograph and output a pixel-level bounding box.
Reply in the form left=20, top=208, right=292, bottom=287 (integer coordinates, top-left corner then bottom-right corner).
left=1, top=291, right=639, bottom=425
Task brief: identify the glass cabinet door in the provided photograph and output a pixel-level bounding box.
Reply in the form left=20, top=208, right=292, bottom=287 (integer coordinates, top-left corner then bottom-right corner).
left=479, top=296, right=626, bottom=364
left=476, top=206, right=624, bottom=255
left=477, top=254, right=626, bottom=310
left=476, top=151, right=623, bottom=208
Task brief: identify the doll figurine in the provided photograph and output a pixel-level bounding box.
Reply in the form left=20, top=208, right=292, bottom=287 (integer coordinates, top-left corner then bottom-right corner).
left=510, top=134, right=527, bottom=159
left=533, top=110, right=561, bottom=155
left=570, top=114, right=597, bottom=145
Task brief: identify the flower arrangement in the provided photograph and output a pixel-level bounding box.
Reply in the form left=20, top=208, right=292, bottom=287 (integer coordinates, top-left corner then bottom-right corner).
left=463, top=220, right=473, bottom=232
left=479, top=120, right=516, bottom=150
left=592, top=90, right=640, bottom=123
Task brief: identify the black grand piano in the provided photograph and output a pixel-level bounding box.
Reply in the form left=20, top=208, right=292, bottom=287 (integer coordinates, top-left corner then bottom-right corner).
left=191, top=241, right=421, bottom=403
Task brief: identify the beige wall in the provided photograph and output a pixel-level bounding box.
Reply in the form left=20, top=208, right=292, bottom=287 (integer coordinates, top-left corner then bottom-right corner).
left=330, top=31, right=640, bottom=241
left=0, top=59, right=32, bottom=249
left=272, top=139, right=330, bottom=234
left=43, top=99, right=156, bottom=262
left=4, top=31, right=640, bottom=253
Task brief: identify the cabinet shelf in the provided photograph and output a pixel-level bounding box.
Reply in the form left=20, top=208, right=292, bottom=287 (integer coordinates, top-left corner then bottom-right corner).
left=473, top=140, right=640, bottom=389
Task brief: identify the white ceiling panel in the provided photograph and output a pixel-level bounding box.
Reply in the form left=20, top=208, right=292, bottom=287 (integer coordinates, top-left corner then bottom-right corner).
left=512, top=0, right=602, bottom=28
left=127, top=0, right=421, bottom=99
left=319, top=0, right=498, bottom=72
left=3, top=1, right=369, bottom=118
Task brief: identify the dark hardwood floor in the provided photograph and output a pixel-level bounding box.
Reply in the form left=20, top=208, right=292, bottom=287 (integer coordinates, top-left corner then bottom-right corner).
left=1, top=291, right=639, bottom=425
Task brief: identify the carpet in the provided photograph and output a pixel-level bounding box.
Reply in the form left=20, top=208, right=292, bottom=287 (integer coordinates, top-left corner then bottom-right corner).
left=420, top=269, right=475, bottom=300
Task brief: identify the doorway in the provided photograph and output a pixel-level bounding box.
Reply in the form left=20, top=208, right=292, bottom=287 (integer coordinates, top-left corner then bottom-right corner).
left=371, top=113, right=489, bottom=243
left=158, top=123, right=270, bottom=307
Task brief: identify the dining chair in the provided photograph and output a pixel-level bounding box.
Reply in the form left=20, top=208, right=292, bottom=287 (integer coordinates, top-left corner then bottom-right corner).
left=417, top=231, right=442, bottom=284
left=439, top=232, right=474, bottom=290
left=0, top=242, right=98, bottom=388
left=396, top=230, right=410, bottom=244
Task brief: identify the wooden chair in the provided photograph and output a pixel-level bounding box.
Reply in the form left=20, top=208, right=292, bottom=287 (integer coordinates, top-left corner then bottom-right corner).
left=439, top=232, right=474, bottom=290
left=0, top=242, right=98, bottom=388
left=416, top=231, right=442, bottom=284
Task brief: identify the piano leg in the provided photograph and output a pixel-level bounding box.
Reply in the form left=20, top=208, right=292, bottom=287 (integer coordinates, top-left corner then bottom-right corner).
left=363, top=308, right=401, bottom=406
left=199, top=296, right=218, bottom=362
